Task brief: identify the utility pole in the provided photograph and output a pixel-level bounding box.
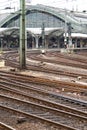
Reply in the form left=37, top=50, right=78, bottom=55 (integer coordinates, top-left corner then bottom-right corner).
left=68, top=22, right=72, bottom=47
left=0, top=37, right=3, bottom=53
left=64, top=9, right=67, bottom=48
left=64, top=0, right=68, bottom=48
left=20, top=0, right=26, bottom=69
left=41, top=23, right=45, bottom=48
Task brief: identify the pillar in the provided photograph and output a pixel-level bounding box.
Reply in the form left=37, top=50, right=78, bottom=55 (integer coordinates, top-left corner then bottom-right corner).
left=35, top=35, right=39, bottom=49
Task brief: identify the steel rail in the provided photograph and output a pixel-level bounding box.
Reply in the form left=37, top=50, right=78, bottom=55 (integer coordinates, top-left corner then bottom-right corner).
left=0, top=77, right=87, bottom=106
left=0, top=71, right=87, bottom=90
left=0, top=94, right=87, bottom=120
left=1, top=75, right=87, bottom=97
left=0, top=82, right=87, bottom=118
left=5, top=59, right=87, bottom=79
left=0, top=122, right=15, bottom=130
left=0, top=105, right=77, bottom=130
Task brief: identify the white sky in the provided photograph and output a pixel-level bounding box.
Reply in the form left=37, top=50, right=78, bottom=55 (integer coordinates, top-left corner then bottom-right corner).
left=31, top=0, right=87, bottom=11
left=0, top=0, right=87, bottom=12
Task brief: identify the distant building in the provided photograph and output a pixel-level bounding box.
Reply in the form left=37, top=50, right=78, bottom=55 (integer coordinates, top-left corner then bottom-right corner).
left=0, top=4, right=87, bottom=49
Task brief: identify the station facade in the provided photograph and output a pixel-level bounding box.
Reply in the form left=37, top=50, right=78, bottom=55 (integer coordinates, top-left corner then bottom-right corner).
left=0, top=4, right=87, bottom=49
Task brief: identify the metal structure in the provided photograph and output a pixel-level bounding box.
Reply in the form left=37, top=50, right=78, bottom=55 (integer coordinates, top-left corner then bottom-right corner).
left=0, top=4, right=87, bottom=49
left=41, top=23, right=45, bottom=48
left=20, top=0, right=26, bottom=69
left=0, top=5, right=80, bottom=30
left=68, top=22, right=72, bottom=47
left=64, top=9, right=67, bottom=48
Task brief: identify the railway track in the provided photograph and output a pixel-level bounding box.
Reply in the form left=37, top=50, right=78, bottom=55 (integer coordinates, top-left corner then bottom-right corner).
left=0, top=70, right=87, bottom=94
left=1, top=50, right=87, bottom=80
left=0, top=72, right=87, bottom=114
left=0, top=94, right=87, bottom=130
left=0, top=122, right=15, bottom=130
left=28, top=52, right=87, bottom=69
left=0, top=81, right=87, bottom=116
left=0, top=50, right=87, bottom=129
left=0, top=105, right=78, bottom=130
left=46, top=51, right=87, bottom=64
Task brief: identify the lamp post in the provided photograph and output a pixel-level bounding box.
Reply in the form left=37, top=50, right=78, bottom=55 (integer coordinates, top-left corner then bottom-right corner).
left=19, top=0, right=26, bottom=69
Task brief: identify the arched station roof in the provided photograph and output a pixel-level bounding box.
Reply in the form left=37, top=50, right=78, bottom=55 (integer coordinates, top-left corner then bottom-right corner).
left=0, top=4, right=79, bottom=27
left=0, top=4, right=87, bottom=35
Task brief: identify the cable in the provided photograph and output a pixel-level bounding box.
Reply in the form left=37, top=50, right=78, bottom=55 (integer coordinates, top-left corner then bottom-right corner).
left=0, top=0, right=19, bottom=10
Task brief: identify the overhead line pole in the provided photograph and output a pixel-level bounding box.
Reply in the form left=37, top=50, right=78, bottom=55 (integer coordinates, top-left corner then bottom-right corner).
left=20, top=0, right=26, bottom=69
left=42, top=23, right=45, bottom=48
left=64, top=0, right=68, bottom=48
left=64, top=9, right=67, bottom=48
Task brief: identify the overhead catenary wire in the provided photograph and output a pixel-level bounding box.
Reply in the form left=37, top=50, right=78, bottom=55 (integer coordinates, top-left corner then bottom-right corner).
left=33, top=0, right=77, bottom=11
left=0, top=0, right=87, bottom=12
left=0, top=0, right=19, bottom=12
left=0, top=0, right=79, bottom=11
left=0, top=0, right=31, bottom=11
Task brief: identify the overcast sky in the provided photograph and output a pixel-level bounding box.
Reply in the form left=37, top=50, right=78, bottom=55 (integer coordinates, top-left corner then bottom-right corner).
left=0, top=0, right=87, bottom=12
left=31, top=0, right=87, bottom=11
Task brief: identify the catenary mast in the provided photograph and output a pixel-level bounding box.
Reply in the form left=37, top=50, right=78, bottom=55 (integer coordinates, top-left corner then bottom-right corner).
left=19, top=0, right=26, bottom=69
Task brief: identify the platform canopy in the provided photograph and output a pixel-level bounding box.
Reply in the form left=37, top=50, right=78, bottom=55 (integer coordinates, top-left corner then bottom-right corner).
left=0, top=27, right=64, bottom=38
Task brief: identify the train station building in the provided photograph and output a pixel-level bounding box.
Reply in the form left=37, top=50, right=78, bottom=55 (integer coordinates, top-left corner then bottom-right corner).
left=0, top=4, right=87, bottom=49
